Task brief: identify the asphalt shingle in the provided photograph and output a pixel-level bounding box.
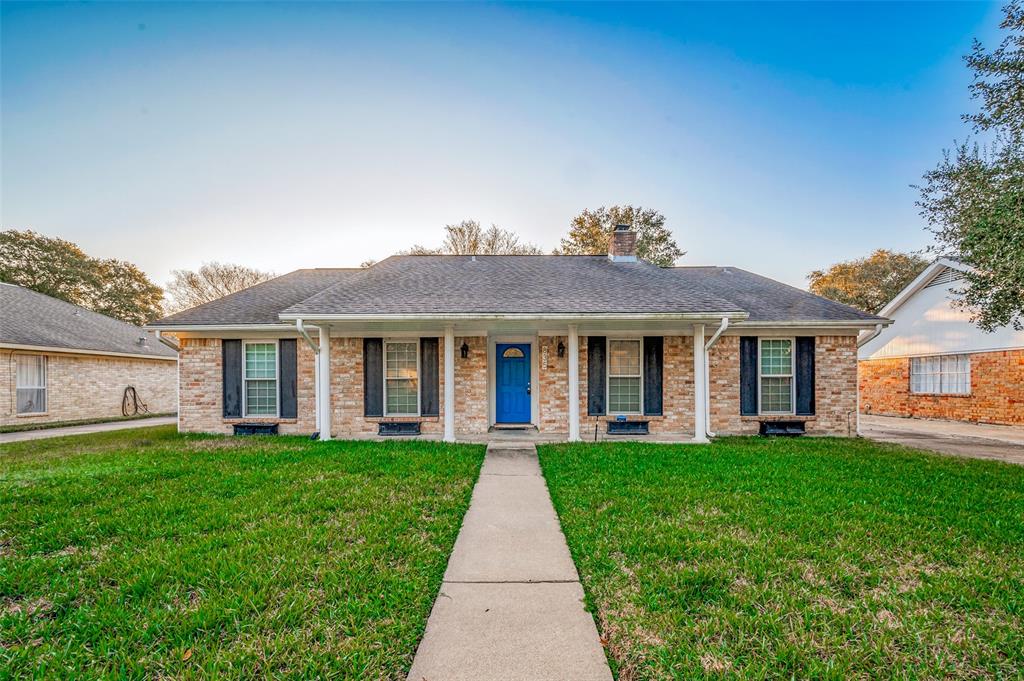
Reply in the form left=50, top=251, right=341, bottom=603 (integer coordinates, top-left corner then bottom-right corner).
left=281, top=256, right=745, bottom=316
left=1, top=283, right=177, bottom=358
left=149, top=269, right=359, bottom=326
left=148, top=256, right=886, bottom=326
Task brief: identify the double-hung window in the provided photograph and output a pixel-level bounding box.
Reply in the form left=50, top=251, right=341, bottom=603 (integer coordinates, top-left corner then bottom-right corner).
left=243, top=341, right=278, bottom=416
left=607, top=339, right=642, bottom=414
left=910, top=354, right=970, bottom=395
left=385, top=341, right=419, bottom=416
left=759, top=338, right=793, bottom=414
left=16, top=355, right=47, bottom=415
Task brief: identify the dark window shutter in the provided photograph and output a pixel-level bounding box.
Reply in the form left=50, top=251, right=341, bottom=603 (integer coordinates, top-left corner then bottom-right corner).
left=222, top=339, right=242, bottom=418
left=642, top=336, right=663, bottom=416
left=363, top=338, right=384, bottom=417
left=739, top=336, right=758, bottom=416
left=420, top=338, right=439, bottom=417
left=795, top=336, right=815, bottom=416
left=279, top=339, right=298, bottom=418
left=587, top=336, right=606, bottom=416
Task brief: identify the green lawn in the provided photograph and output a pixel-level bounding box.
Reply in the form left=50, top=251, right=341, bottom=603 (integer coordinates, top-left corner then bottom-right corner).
left=0, top=426, right=485, bottom=679
left=539, top=438, right=1024, bottom=680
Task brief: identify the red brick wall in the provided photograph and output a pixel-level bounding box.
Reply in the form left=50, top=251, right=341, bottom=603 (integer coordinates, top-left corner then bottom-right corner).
left=859, top=349, right=1024, bottom=425
left=178, top=337, right=316, bottom=435
left=709, top=335, right=859, bottom=437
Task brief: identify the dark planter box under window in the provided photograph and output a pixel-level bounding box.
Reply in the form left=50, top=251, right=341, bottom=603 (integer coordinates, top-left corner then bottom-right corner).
left=759, top=421, right=806, bottom=436
left=379, top=422, right=421, bottom=436
left=607, top=421, right=649, bottom=435
left=233, top=423, right=279, bottom=436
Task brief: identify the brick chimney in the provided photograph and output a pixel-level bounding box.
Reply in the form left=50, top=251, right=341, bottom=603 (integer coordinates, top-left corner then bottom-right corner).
left=608, top=223, right=637, bottom=262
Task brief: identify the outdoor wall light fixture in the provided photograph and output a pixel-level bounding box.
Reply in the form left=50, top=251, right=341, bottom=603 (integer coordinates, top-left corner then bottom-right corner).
left=460, top=341, right=469, bottom=359
left=557, top=341, right=565, bottom=358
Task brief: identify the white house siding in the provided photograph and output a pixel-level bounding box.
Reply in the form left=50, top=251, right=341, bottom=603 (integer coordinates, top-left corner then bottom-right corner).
left=859, top=273, right=1024, bottom=360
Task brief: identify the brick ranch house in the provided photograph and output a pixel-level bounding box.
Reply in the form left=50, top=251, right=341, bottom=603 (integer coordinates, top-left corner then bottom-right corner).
left=151, top=227, right=888, bottom=441
left=1, top=283, right=177, bottom=427
left=859, top=258, right=1024, bottom=425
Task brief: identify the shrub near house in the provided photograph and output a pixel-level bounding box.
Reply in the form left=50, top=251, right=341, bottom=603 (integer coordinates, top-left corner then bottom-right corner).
left=152, top=226, right=887, bottom=441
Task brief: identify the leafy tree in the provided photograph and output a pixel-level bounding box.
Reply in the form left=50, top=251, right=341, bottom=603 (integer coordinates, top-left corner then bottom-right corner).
left=0, top=229, right=163, bottom=324
left=164, top=262, right=276, bottom=313
left=918, top=2, right=1024, bottom=330
left=402, top=220, right=543, bottom=256
left=89, top=259, right=166, bottom=326
left=808, top=250, right=929, bottom=313
left=556, top=205, right=684, bottom=267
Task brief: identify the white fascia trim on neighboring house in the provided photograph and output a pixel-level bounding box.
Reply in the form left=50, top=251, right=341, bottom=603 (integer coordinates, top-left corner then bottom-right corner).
left=875, top=258, right=969, bottom=319
left=0, top=343, right=178, bottom=361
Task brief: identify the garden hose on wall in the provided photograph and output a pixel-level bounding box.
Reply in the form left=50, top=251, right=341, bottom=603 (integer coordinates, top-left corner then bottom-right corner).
left=121, top=386, right=150, bottom=417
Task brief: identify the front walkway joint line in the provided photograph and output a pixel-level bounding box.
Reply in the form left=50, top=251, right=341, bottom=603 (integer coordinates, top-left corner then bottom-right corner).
left=408, top=443, right=613, bottom=681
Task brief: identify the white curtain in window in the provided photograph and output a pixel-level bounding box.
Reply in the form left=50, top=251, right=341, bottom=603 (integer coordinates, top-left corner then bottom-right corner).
left=16, top=355, right=47, bottom=414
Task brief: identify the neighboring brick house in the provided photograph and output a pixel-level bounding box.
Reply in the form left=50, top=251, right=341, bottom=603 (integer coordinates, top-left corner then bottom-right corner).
left=151, top=226, right=887, bottom=441
left=1, top=283, right=177, bottom=427
left=859, top=258, right=1024, bottom=426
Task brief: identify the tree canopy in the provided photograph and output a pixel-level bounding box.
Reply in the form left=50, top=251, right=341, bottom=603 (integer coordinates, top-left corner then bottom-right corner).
left=808, top=249, right=929, bottom=314
left=0, top=229, right=163, bottom=325
left=556, top=206, right=684, bottom=267
left=918, top=2, right=1024, bottom=331
left=164, top=262, right=276, bottom=313
left=402, top=220, right=543, bottom=256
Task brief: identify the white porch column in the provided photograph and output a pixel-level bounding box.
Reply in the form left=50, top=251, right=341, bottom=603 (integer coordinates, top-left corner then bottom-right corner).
left=567, top=324, right=580, bottom=441
left=444, top=325, right=455, bottom=442
left=318, top=325, right=332, bottom=441
left=693, top=324, right=709, bottom=443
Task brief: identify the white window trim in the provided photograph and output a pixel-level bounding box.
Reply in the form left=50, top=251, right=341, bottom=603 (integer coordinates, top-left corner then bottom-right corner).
left=383, top=338, right=421, bottom=417
left=910, top=354, right=971, bottom=396
left=757, top=337, right=795, bottom=416
left=242, top=339, right=280, bottom=418
left=606, top=337, right=644, bottom=416
left=15, top=353, right=47, bottom=416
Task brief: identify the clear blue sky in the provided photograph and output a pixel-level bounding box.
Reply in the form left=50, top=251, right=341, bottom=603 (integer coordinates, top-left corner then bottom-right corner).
left=0, top=1, right=1001, bottom=289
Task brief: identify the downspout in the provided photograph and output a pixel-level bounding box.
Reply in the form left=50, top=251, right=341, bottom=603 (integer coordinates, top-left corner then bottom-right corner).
left=295, top=319, right=321, bottom=434
left=857, top=323, right=884, bottom=349
left=703, top=317, right=729, bottom=439
left=854, top=324, right=884, bottom=436
left=154, top=330, right=180, bottom=352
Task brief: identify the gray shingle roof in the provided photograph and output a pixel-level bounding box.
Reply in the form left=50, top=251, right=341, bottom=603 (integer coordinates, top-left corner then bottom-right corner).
left=148, top=257, right=885, bottom=327
left=280, top=256, right=745, bottom=316
left=150, top=269, right=359, bottom=326
left=0, top=283, right=177, bottom=358
left=668, top=267, right=886, bottom=322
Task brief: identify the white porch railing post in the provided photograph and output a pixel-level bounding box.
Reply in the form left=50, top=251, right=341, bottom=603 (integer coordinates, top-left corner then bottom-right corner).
left=693, top=324, right=709, bottom=443
left=444, top=325, right=455, bottom=442
left=318, top=325, right=331, bottom=441
left=568, top=324, right=580, bottom=442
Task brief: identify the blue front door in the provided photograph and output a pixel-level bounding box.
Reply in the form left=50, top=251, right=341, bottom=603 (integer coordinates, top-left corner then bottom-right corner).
left=496, top=343, right=531, bottom=423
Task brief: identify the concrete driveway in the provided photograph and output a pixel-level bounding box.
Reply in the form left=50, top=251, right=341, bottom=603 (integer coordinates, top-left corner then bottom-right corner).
left=860, top=414, right=1024, bottom=465
left=0, top=416, right=176, bottom=444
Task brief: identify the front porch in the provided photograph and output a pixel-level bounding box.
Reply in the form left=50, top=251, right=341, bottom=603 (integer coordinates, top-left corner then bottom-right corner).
left=296, top=317, right=730, bottom=443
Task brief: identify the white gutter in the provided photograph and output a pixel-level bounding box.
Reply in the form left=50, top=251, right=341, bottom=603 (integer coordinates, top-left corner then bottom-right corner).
left=703, top=317, right=729, bottom=438
left=0, top=342, right=177, bottom=361
left=154, top=330, right=180, bottom=352
left=279, top=312, right=749, bottom=322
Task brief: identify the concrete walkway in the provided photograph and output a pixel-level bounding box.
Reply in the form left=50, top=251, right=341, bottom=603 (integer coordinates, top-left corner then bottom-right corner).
left=861, top=414, right=1024, bottom=465
left=408, top=444, right=612, bottom=681
left=0, top=416, right=176, bottom=444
